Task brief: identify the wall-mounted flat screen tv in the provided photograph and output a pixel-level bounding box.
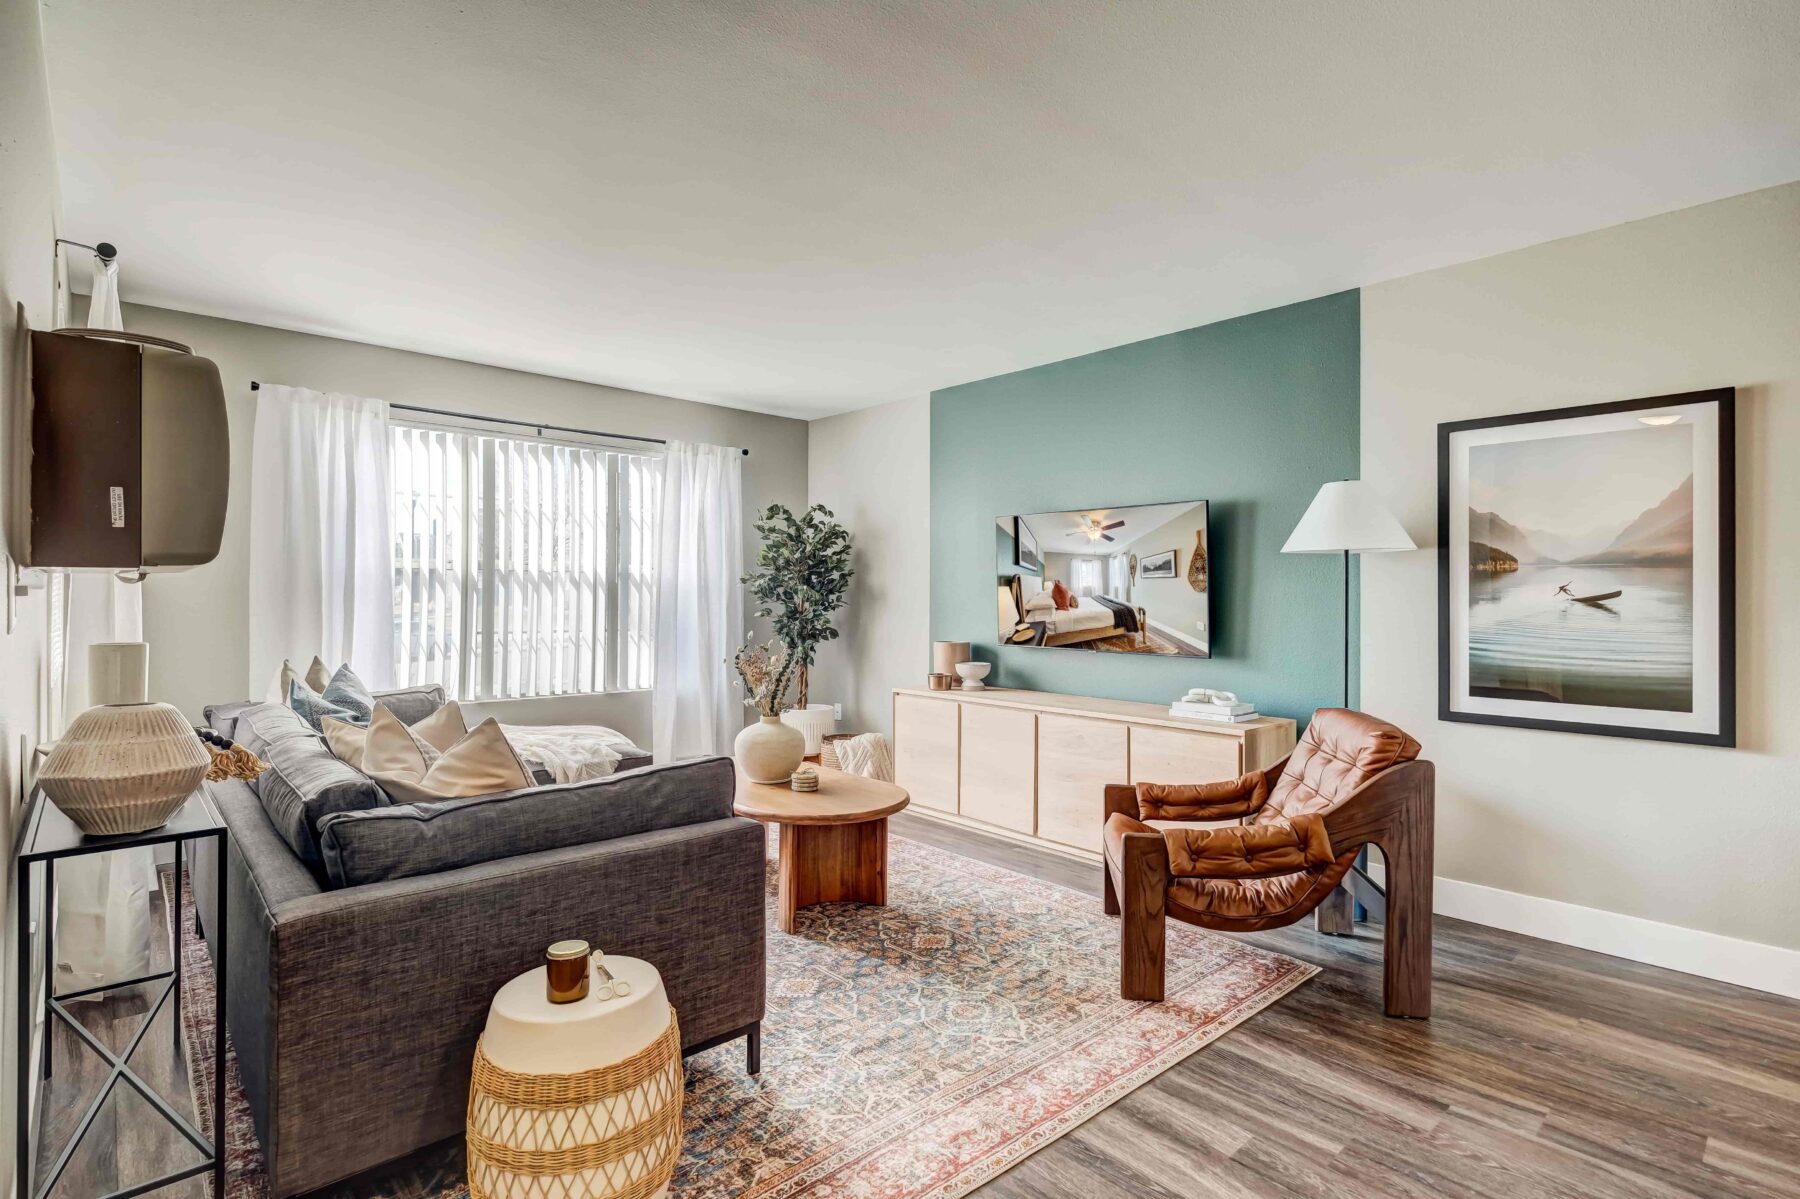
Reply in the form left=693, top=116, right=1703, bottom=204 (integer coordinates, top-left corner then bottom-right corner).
left=997, top=501, right=1210, bottom=658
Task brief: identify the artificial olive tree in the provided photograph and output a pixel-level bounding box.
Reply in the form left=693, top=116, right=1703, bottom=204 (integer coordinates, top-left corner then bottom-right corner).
left=742, top=503, right=853, bottom=710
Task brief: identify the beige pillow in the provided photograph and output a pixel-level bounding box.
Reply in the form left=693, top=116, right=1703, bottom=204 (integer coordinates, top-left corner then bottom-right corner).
left=361, top=704, right=440, bottom=778
left=368, top=717, right=532, bottom=804
left=321, top=715, right=368, bottom=766
left=408, top=699, right=469, bottom=753
left=266, top=655, right=336, bottom=703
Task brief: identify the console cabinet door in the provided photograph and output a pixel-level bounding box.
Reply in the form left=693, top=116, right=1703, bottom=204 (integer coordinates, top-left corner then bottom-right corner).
left=958, top=704, right=1035, bottom=834
left=894, top=693, right=959, bottom=813
left=1128, top=724, right=1241, bottom=788
left=1036, top=714, right=1127, bottom=853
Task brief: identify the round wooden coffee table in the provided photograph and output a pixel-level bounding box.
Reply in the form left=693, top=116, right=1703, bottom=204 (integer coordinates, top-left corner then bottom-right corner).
left=733, top=765, right=910, bottom=933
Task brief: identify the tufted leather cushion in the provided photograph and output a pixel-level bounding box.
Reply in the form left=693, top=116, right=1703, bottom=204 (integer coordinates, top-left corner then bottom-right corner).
left=1261, top=707, right=1421, bottom=822
left=1164, top=814, right=1333, bottom=879
left=1167, top=853, right=1357, bottom=927
left=1137, top=774, right=1268, bottom=822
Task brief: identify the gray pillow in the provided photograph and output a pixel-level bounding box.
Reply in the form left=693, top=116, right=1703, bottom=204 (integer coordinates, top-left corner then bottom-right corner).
left=234, top=702, right=389, bottom=876
left=373, top=683, right=446, bottom=726
left=317, top=756, right=734, bottom=888
left=321, top=664, right=375, bottom=722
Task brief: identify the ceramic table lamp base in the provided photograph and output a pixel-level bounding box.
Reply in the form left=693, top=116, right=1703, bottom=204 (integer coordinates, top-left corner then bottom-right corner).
left=39, top=702, right=209, bottom=835
left=39, top=642, right=209, bottom=836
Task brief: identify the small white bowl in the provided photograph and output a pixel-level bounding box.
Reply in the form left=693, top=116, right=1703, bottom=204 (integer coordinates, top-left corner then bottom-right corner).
left=955, top=661, right=991, bottom=689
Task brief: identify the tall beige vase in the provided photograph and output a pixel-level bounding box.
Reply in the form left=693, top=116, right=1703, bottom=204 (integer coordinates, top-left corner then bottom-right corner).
left=39, top=642, right=209, bottom=836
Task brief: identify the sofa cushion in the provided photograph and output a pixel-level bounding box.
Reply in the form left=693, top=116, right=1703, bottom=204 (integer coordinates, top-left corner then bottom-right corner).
left=374, top=683, right=446, bottom=726
left=233, top=702, right=389, bottom=876
left=317, top=755, right=735, bottom=888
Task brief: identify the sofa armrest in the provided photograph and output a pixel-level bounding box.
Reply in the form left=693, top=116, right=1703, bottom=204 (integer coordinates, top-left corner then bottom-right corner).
left=1135, top=772, right=1269, bottom=821
left=256, top=816, right=765, bottom=1196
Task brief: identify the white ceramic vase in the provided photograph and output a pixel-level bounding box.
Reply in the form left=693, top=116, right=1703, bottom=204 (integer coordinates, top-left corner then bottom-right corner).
left=734, top=715, right=806, bottom=784
left=779, top=703, right=838, bottom=755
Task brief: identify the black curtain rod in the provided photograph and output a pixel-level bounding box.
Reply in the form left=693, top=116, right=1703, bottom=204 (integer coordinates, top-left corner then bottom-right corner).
left=249, top=380, right=748, bottom=456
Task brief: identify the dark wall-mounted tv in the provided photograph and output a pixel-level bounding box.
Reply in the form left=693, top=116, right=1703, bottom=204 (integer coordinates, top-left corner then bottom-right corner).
left=997, top=501, right=1210, bottom=658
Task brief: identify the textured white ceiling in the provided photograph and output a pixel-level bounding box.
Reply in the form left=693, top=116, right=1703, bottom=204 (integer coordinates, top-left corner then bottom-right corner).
left=41, top=0, right=1800, bottom=418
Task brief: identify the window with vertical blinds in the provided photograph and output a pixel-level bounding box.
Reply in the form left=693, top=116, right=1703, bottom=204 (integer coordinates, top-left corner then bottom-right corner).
left=391, top=422, right=661, bottom=700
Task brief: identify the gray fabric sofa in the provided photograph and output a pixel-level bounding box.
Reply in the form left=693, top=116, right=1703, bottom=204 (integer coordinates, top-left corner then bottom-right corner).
left=192, top=693, right=765, bottom=1198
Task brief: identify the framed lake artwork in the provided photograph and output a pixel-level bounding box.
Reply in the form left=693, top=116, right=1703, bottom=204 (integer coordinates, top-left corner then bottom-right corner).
left=1438, top=389, right=1735, bottom=746
left=1139, top=549, right=1177, bottom=579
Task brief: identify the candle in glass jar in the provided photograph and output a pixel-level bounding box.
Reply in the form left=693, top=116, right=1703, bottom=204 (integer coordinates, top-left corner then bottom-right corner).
left=545, top=939, right=591, bottom=1003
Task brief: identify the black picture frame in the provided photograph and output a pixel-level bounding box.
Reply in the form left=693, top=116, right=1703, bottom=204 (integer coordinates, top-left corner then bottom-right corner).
left=1138, top=549, right=1177, bottom=579
left=1013, top=516, right=1041, bottom=573
left=1437, top=388, right=1735, bottom=746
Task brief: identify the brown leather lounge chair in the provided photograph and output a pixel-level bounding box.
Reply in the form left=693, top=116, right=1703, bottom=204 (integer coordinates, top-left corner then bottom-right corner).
left=1102, top=709, right=1434, bottom=1018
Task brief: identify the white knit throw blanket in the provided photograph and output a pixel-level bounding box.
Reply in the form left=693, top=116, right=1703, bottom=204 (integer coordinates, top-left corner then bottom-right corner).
left=833, top=732, right=894, bottom=782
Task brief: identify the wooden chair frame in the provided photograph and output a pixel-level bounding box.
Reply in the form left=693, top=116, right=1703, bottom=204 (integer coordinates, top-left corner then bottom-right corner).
left=1102, top=756, right=1435, bottom=1018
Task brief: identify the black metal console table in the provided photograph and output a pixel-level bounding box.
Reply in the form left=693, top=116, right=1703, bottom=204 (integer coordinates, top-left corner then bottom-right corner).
left=14, top=787, right=226, bottom=1199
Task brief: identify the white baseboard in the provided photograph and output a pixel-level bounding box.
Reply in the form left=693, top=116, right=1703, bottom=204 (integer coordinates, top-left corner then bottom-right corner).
left=1430, top=874, right=1800, bottom=1000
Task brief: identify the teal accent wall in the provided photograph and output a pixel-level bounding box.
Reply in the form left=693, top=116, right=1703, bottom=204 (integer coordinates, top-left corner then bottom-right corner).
left=930, top=290, right=1360, bottom=724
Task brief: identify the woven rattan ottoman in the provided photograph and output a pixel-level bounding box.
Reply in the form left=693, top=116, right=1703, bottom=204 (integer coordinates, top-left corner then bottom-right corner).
left=467, top=955, right=682, bottom=1199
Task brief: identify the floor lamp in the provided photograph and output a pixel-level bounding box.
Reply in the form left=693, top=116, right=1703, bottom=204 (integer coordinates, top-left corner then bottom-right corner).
left=1281, top=480, right=1416, bottom=708
left=1282, top=480, right=1415, bottom=928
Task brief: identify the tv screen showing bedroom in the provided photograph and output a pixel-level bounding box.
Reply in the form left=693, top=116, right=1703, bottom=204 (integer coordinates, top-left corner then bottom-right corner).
left=996, top=502, right=1210, bottom=658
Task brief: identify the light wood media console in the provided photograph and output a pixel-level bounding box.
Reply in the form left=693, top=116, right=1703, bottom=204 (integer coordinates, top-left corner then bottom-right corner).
left=892, top=686, right=1297, bottom=861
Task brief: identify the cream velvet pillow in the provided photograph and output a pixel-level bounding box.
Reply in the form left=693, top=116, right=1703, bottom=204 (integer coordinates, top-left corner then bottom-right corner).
left=408, top=699, right=469, bottom=753
left=368, top=715, right=532, bottom=804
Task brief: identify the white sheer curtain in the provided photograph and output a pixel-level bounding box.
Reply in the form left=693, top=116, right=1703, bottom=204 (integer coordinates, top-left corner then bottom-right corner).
left=55, top=250, right=152, bottom=995
left=1107, top=552, right=1128, bottom=597
left=652, top=440, right=743, bottom=762
left=247, top=385, right=395, bottom=697
left=1072, top=556, right=1104, bottom=597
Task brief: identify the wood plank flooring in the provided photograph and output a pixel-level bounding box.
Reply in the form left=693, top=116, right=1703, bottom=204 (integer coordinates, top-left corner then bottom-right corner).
left=887, top=811, right=1800, bottom=1199
left=33, top=817, right=1800, bottom=1198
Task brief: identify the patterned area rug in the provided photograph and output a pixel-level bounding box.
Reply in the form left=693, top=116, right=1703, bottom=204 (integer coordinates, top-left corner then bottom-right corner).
left=173, top=835, right=1314, bottom=1198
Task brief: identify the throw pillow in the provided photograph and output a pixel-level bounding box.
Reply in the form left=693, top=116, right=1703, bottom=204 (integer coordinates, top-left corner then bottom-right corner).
left=305, top=656, right=332, bottom=692
left=320, top=716, right=368, bottom=767
left=361, top=704, right=442, bottom=779
left=289, top=679, right=355, bottom=731
left=1050, top=580, right=1071, bottom=610
left=409, top=698, right=469, bottom=753
left=367, top=717, right=533, bottom=805
left=1021, top=589, right=1056, bottom=614
left=322, top=664, right=375, bottom=722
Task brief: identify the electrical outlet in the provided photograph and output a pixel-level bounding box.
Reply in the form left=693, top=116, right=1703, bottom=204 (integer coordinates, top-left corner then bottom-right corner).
left=833, top=703, right=843, bottom=721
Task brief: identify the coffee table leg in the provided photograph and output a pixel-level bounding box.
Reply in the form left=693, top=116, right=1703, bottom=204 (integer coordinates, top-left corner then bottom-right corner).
left=778, top=817, right=890, bottom=933
left=776, top=823, right=801, bottom=934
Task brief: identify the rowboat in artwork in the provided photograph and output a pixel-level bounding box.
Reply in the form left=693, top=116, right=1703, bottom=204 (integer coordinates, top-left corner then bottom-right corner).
left=1554, top=583, right=1622, bottom=604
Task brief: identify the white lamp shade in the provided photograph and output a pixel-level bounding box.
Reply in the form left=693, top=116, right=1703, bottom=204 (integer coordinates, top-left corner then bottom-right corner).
left=1282, top=480, right=1416, bottom=554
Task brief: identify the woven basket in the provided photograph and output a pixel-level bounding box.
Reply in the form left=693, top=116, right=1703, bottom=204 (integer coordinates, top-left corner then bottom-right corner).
left=820, top=733, right=858, bottom=773
left=467, top=1009, right=682, bottom=1199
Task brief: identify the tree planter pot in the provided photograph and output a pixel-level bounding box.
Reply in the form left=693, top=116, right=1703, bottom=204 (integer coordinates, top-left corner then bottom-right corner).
left=780, top=704, right=838, bottom=755
left=735, top=716, right=806, bottom=784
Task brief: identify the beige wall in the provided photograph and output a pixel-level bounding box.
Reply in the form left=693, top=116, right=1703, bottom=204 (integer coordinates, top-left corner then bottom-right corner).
left=805, top=397, right=930, bottom=738
left=1362, top=182, right=1800, bottom=955
left=0, top=0, right=60, bottom=1187
left=116, top=303, right=810, bottom=744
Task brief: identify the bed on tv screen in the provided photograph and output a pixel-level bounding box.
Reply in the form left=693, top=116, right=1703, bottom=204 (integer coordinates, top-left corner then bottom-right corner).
left=996, top=501, right=1210, bottom=658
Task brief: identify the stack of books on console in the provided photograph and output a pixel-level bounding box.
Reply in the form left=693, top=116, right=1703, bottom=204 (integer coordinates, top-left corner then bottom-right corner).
left=1168, top=697, right=1259, bottom=723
